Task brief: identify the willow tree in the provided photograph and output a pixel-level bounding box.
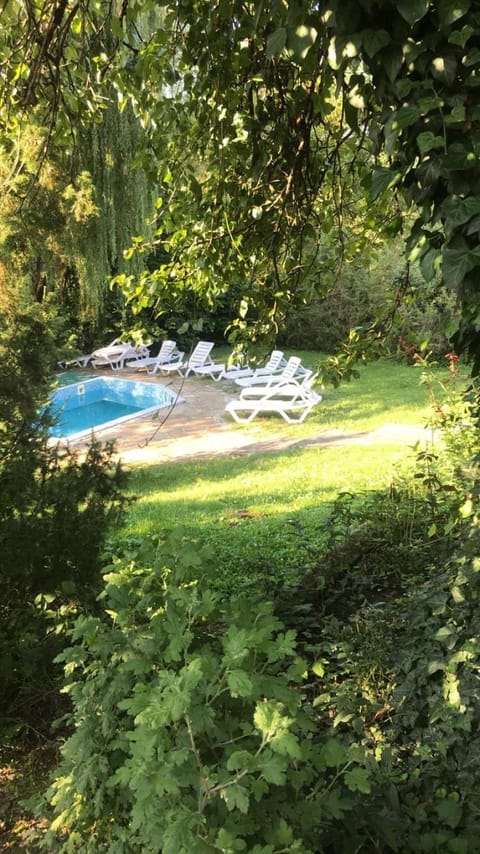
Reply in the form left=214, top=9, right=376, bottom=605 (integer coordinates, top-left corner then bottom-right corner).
left=0, top=2, right=157, bottom=330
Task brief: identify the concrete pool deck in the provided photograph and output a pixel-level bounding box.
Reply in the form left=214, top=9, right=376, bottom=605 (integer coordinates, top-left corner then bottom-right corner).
left=64, top=367, right=437, bottom=468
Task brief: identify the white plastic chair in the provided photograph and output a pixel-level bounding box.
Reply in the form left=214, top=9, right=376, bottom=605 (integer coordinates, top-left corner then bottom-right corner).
left=57, top=352, right=93, bottom=369
left=91, top=341, right=150, bottom=370
left=155, top=341, right=217, bottom=377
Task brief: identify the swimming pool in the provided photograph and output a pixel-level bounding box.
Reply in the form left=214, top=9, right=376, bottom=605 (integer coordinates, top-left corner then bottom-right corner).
left=49, top=377, right=181, bottom=440
left=56, top=370, right=96, bottom=387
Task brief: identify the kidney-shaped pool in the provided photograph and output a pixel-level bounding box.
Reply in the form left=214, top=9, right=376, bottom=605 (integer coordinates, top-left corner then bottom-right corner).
left=49, top=376, right=182, bottom=440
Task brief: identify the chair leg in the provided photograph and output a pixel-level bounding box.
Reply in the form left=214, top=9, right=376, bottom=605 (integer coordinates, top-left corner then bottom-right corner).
left=281, top=405, right=314, bottom=423
left=229, top=407, right=258, bottom=423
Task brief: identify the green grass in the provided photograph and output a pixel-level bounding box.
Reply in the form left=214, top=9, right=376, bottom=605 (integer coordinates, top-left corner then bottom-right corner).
left=117, top=355, right=453, bottom=595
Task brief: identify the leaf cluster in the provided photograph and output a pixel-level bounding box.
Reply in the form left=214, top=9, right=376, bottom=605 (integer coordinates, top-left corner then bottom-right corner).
left=45, top=530, right=374, bottom=853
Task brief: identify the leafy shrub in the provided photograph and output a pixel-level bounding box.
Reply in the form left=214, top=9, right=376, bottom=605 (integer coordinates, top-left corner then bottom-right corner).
left=0, top=306, right=129, bottom=735
left=302, top=510, right=480, bottom=853
left=44, top=531, right=374, bottom=853
left=280, top=240, right=456, bottom=358
left=45, top=513, right=480, bottom=853
left=276, top=363, right=479, bottom=638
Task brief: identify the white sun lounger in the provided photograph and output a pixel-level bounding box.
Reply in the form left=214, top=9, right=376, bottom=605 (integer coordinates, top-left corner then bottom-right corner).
left=91, top=342, right=150, bottom=370
left=57, top=352, right=93, bottom=369
left=234, top=356, right=309, bottom=388
left=221, top=350, right=286, bottom=383
left=225, top=374, right=322, bottom=424
left=156, top=341, right=217, bottom=377
left=125, top=340, right=183, bottom=374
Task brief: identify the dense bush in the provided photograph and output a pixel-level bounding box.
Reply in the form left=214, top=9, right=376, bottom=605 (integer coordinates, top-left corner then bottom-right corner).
left=45, top=511, right=480, bottom=853
left=280, top=240, right=457, bottom=358
left=44, top=530, right=376, bottom=853
left=0, top=306, right=129, bottom=735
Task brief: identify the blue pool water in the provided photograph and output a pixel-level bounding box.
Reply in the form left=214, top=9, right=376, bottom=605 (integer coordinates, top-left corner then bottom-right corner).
left=49, top=377, right=179, bottom=440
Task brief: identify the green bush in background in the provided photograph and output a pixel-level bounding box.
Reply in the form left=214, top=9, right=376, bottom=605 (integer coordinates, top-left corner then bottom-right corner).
left=280, top=241, right=457, bottom=359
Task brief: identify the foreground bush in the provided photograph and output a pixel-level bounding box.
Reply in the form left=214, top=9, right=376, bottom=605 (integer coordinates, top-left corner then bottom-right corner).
left=45, top=531, right=374, bottom=853
left=45, top=511, right=480, bottom=853
left=0, top=306, right=128, bottom=735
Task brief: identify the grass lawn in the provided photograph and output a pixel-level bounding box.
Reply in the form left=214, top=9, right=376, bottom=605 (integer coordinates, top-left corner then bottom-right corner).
left=119, top=355, right=456, bottom=596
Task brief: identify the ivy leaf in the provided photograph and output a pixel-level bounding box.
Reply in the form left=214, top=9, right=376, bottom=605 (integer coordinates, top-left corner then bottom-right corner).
left=437, top=0, right=471, bottom=27
left=382, top=44, right=404, bottom=82
left=442, top=241, right=480, bottom=288
left=395, top=105, right=420, bottom=129
left=431, top=54, right=458, bottom=86
left=266, top=28, right=287, bottom=60
left=442, top=195, right=480, bottom=229
left=420, top=247, right=440, bottom=281
left=344, top=767, right=371, bottom=794
left=397, top=0, right=429, bottom=26
left=287, top=25, right=318, bottom=63
left=361, top=29, right=391, bottom=58
left=417, top=93, right=444, bottom=115
left=443, top=141, right=476, bottom=170
left=435, top=623, right=457, bottom=641
left=417, top=132, right=445, bottom=153
left=463, top=46, right=480, bottom=67
left=448, top=24, right=475, bottom=46
left=369, top=166, right=401, bottom=200
left=444, top=103, right=466, bottom=125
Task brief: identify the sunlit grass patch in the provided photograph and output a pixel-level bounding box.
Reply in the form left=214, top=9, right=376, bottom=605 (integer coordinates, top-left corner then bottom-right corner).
left=119, top=356, right=460, bottom=595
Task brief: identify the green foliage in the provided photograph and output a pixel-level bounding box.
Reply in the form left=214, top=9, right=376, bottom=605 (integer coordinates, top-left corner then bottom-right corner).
left=281, top=240, right=456, bottom=357
left=4, top=1, right=480, bottom=364
left=0, top=306, right=129, bottom=735
left=45, top=530, right=371, bottom=853
left=272, top=384, right=480, bottom=851
left=278, top=361, right=479, bottom=633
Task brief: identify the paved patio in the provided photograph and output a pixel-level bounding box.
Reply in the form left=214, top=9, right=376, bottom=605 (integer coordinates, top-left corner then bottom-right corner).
left=65, top=368, right=436, bottom=467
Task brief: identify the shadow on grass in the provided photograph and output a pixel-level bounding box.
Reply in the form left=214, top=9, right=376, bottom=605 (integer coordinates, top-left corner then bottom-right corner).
left=120, top=440, right=416, bottom=598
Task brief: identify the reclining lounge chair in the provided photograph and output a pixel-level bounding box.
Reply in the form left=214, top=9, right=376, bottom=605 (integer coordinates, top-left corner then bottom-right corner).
left=157, top=341, right=220, bottom=377
left=225, top=373, right=322, bottom=424
left=125, top=340, right=184, bottom=374
left=91, top=341, right=150, bottom=370
left=220, top=349, right=286, bottom=383
left=234, top=356, right=310, bottom=388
